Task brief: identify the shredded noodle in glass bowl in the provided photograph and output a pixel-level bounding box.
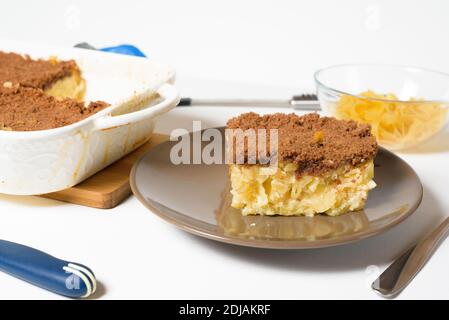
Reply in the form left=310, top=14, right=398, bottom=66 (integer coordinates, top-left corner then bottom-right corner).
left=315, top=64, right=449, bottom=150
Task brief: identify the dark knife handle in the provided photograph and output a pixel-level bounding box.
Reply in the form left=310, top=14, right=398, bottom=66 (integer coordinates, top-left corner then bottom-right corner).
left=178, top=97, right=193, bottom=106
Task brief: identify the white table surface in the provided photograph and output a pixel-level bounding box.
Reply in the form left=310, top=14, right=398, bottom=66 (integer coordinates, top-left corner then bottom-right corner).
left=1, top=0, right=449, bottom=299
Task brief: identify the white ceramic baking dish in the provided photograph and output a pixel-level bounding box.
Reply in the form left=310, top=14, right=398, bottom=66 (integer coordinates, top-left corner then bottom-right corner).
left=0, top=40, right=180, bottom=195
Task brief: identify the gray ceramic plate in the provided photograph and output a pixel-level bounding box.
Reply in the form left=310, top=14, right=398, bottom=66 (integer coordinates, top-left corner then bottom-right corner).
left=130, top=128, right=423, bottom=249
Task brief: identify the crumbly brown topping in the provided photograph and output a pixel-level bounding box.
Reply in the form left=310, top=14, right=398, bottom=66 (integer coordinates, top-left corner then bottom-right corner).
left=0, top=51, right=79, bottom=90
left=0, top=85, right=109, bottom=131
left=226, top=112, right=378, bottom=175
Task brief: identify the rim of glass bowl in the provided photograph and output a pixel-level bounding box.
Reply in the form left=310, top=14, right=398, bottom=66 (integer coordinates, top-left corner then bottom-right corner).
left=314, top=63, right=449, bottom=105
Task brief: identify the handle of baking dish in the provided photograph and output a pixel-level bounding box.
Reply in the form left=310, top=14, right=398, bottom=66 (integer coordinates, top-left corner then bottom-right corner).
left=92, top=83, right=179, bottom=131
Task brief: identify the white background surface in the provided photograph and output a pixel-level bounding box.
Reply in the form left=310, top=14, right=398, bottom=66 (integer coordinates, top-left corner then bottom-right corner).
left=1, top=0, right=449, bottom=299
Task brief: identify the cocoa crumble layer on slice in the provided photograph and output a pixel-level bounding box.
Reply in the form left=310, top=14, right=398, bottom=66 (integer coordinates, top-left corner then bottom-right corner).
left=226, top=112, right=378, bottom=175
left=0, top=51, right=80, bottom=90
left=0, top=85, right=109, bottom=131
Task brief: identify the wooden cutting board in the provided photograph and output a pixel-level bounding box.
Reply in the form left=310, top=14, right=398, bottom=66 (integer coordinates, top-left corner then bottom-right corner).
left=41, top=133, right=168, bottom=209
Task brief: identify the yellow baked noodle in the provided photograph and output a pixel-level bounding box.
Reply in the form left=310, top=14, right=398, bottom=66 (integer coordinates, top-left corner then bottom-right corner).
left=226, top=113, right=378, bottom=217
left=216, top=184, right=370, bottom=240
left=0, top=51, right=86, bottom=100
left=335, top=90, right=448, bottom=150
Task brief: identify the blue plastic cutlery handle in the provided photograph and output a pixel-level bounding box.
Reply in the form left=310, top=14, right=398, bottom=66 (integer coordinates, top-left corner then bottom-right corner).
left=100, top=44, right=146, bottom=57
left=0, top=240, right=96, bottom=298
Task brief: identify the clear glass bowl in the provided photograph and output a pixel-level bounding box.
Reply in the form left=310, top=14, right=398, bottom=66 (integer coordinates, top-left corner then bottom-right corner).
left=315, top=64, right=449, bottom=150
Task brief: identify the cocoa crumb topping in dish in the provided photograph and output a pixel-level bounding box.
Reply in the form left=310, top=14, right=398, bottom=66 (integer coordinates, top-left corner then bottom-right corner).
left=0, top=85, right=109, bottom=131
left=0, top=51, right=78, bottom=90
left=226, top=112, right=378, bottom=175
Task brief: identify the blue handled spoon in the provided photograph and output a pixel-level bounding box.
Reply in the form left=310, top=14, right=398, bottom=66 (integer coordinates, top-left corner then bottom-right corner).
left=0, top=239, right=96, bottom=298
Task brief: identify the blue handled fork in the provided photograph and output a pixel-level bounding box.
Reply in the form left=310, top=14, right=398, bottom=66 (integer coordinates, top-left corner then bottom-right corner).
left=74, top=43, right=320, bottom=109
